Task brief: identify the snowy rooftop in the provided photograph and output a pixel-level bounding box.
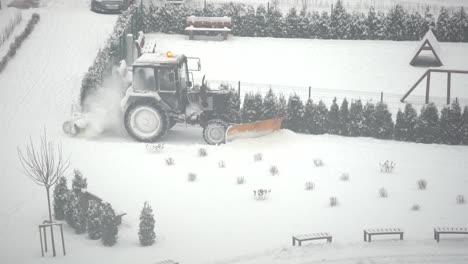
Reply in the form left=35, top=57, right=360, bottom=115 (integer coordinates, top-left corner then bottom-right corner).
left=133, top=52, right=184, bottom=67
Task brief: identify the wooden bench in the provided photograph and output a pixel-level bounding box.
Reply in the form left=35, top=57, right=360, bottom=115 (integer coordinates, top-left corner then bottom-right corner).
left=292, top=233, right=332, bottom=246
left=154, top=260, right=179, bottom=264
left=434, top=227, right=468, bottom=242
left=185, top=16, right=232, bottom=40
left=135, top=31, right=157, bottom=58
left=364, top=228, right=404, bottom=242
left=165, top=0, right=184, bottom=4
left=85, top=191, right=127, bottom=225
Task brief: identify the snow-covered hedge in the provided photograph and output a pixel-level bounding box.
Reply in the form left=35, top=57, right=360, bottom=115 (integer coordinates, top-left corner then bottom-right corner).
left=142, top=1, right=468, bottom=42
left=239, top=89, right=468, bottom=145
left=0, top=13, right=39, bottom=73
left=80, top=4, right=140, bottom=106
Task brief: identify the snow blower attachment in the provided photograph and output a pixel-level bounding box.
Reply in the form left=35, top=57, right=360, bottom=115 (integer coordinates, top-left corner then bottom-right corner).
left=64, top=52, right=284, bottom=144
left=226, top=117, right=285, bottom=142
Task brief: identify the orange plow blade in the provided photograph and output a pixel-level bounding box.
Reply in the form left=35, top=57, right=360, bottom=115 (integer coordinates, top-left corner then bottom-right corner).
left=226, top=117, right=286, bottom=142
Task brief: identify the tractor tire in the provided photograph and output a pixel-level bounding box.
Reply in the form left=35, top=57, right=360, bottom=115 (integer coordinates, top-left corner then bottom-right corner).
left=124, top=102, right=168, bottom=142
left=203, top=119, right=228, bottom=145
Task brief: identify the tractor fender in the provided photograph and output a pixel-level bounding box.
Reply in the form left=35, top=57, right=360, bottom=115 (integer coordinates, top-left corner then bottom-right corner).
left=120, top=87, right=164, bottom=112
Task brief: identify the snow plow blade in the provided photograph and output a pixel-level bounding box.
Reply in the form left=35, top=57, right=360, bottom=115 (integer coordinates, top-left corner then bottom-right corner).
left=226, top=117, right=286, bottom=142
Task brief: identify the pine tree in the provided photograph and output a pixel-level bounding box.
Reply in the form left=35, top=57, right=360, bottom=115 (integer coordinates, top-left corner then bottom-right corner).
left=303, top=99, right=316, bottom=134
left=349, top=99, right=364, bottom=136
left=394, top=103, right=418, bottom=141
left=241, top=93, right=256, bottom=123
left=421, top=7, right=435, bottom=38
left=223, top=89, right=241, bottom=123
left=362, top=101, right=376, bottom=137
left=415, top=103, right=440, bottom=143
left=285, top=7, right=301, bottom=38
left=255, top=4, right=268, bottom=37
left=252, top=92, right=263, bottom=121
left=328, top=98, right=340, bottom=134
left=339, top=98, right=350, bottom=135
left=64, top=191, right=86, bottom=234
left=461, top=106, right=468, bottom=145
left=139, top=202, right=156, bottom=246
left=239, top=5, right=256, bottom=36
left=308, top=11, right=321, bottom=38
left=53, top=176, right=68, bottom=220
left=285, top=94, right=305, bottom=132
left=267, top=7, right=285, bottom=38
left=386, top=4, right=407, bottom=40
left=318, top=11, right=331, bottom=39
left=436, top=7, right=450, bottom=41
left=330, top=0, right=349, bottom=39
left=448, top=7, right=466, bottom=42
left=311, top=100, right=329, bottom=134
left=440, top=99, right=462, bottom=145
left=101, top=202, right=118, bottom=246
left=298, top=9, right=310, bottom=38
left=261, top=89, right=278, bottom=120
left=348, top=12, right=366, bottom=40
left=373, top=102, right=394, bottom=139
left=277, top=93, right=288, bottom=117
left=72, top=169, right=87, bottom=193
left=394, top=109, right=405, bottom=141
left=366, top=6, right=378, bottom=39
left=87, top=200, right=103, bottom=240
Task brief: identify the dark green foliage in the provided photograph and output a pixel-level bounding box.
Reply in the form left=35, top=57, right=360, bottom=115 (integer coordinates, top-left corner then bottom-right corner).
left=261, top=89, right=278, bottom=120
left=330, top=0, right=349, bottom=39
left=285, top=7, right=301, bottom=38
left=436, top=7, right=450, bottom=41
left=440, top=99, right=462, bottom=145
left=416, top=103, right=440, bottom=143
left=303, top=99, right=316, bottom=134
left=72, top=169, right=87, bottom=193
left=362, top=101, right=376, bottom=137
left=386, top=4, right=407, bottom=41
left=285, top=94, right=305, bottom=132
left=64, top=191, right=86, bottom=234
left=241, top=93, right=256, bottom=123
left=254, top=5, right=268, bottom=37
left=461, top=106, right=468, bottom=145
left=339, top=98, right=350, bottom=136
left=328, top=98, right=340, bottom=134
left=101, top=203, right=118, bottom=246
left=87, top=200, right=103, bottom=240
left=395, top=104, right=418, bottom=141
left=139, top=202, right=156, bottom=246
left=349, top=99, right=364, bottom=136
left=310, top=100, right=329, bottom=134
left=373, top=102, right=394, bottom=139
left=53, top=177, right=68, bottom=220
left=277, top=94, right=288, bottom=118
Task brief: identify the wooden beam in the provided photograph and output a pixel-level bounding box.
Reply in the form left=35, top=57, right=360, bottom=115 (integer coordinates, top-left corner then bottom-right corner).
left=447, top=72, right=451, bottom=105
left=401, top=70, right=429, bottom=102
left=426, top=71, right=431, bottom=104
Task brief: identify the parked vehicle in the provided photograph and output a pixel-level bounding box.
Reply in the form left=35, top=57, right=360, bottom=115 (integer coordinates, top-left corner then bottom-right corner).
left=91, top=0, right=129, bottom=13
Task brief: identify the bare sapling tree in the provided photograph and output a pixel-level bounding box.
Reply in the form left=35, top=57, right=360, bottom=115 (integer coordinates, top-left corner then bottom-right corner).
left=17, top=131, right=70, bottom=257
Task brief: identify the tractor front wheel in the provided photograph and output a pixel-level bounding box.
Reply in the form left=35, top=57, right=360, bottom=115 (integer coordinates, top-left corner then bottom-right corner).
left=124, top=102, right=168, bottom=142
left=203, top=119, right=228, bottom=145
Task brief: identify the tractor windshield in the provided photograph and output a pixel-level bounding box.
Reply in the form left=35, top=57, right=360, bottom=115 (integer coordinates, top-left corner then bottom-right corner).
left=178, top=61, right=189, bottom=88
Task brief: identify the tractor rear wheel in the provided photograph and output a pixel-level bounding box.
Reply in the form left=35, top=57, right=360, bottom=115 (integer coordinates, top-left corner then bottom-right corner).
left=203, top=119, right=228, bottom=145
left=124, top=102, right=168, bottom=142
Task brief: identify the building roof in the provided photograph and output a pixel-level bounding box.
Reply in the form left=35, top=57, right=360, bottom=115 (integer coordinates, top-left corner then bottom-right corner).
left=133, top=53, right=185, bottom=67
left=410, top=29, right=443, bottom=67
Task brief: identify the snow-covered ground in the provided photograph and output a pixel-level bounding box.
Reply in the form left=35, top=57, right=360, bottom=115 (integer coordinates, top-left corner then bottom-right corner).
left=0, top=7, right=23, bottom=54
left=0, top=1, right=468, bottom=264
left=150, top=33, right=468, bottom=114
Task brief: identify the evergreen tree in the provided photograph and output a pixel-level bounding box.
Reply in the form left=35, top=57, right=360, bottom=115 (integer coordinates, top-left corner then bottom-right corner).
left=349, top=99, right=364, bottom=136
left=386, top=4, right=407, bottom=40
left=330, top=0, right=349, bottom=39
left=298, top=9, right=311, bottom=38
left=72, top=169, right=87, bottom=193
left=139, top=202, right=156, bottom=246
left=448, top=7, right=466, bottom=42
left=440, top=99, right=462, bottom=145
left=239, top=5, right=256, bottom=36
left=53, top=176, right=68, bottom=220
left=64, top=191, right=86, bottom=234
left=241, top=93, right=257, bottom=123
left=461, top=106, right=468, bottom=145
left=394, top=109, right=405, bottom=141
left=252, top=92, right=263, bottom=121
left=311, top=100, right=329, bottom=134
left=373, top=102, right=394, bottom=139
left=261, top=89, right=278, bottom=120
left=277, top=93, right=288, bottom=118
left=415, top=103, right=440, bottom=143
left=101, top=202, right=118, bottom=246
left=223, top=89, right=241, bottom=123
left=348, top=12, right=366, bottom=40
left=436, top=7, right=450, bottom=41
left=303, top=99, right=316, bottom=134
left=267, top=7, right=285, bottom=38
left=362, top=101, right=376, bottom=137
left=285, top=94, right=305, bottom=132
left=394, top=103, right=418, bottom=141
left=285, top=7, right=301, bottom=38
left=328, top=98, right=340, bottom=134
left=404, top=11, right=424, bottom=40
left=421, top=7, right=435, bottom=38
left=375, top=11, right=388, bottom=40
left=365, top=6, right=378, bottom=39
left=339, top=98, right=350, bottom=136
left=308, top=11, right=321, bottom=38
left=318, top=11, right=331, bottom=39
left=87, top=200, right=103, bottom=240
left=255, top=5, right=268, bottom=37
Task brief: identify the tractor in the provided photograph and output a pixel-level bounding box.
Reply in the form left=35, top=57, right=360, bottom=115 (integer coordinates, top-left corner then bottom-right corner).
left=64, top=51, right=284, bottom=144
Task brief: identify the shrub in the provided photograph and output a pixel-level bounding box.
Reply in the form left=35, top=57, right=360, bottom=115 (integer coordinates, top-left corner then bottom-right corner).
left=139, top=202, right=156, bottom=246
left=340, top=173, right=350, bottom=181
left=329, top=197, right=338, bottom=207
left=411, top=204, right=421, bottom=211
left=269, top=165, right=279, bottom=176
left=236, top=177, right=245, bottom=184
left=198, top=148, right=207, bottom=157
left=64, top=191, right=86, bottom=234
left=53, top=176, right=68, bottom=220
left=379, top=188, right=388, bottom=198
left=165, top=157, right=175, bottom=166
left=72, top=169, right=87, bottom=193
left=87, top=200, right=103, bottom=240
left=218, top=160, right=226, bottom=168
left=417, top=179, right=427, bottom=190
left=254, top=153, right=263, bottom=162
left=456, top=195, right=465, bottom=204
left=305, top=181, right=315, bottom=190
left=188, top=173, right=197, bottom=182
left=379, top=160, right=395, bottom=173
left=101, top=202, right=118, bottom=246
left=313, top=159, right=324, bottom=167
left=253, top=189, right=271, bottom=200
left=146, top=143, right=164, bottom=153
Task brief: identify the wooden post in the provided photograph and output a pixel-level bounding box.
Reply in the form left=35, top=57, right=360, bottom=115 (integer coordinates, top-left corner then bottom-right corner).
left=39, top=226, right=44, bottom=257
left=238, top=81, right=241, bottom=100
left=425, top=71, right=431, bottom=104
left=447, top=72, right=451, bottom=105
left=380, top=92, right=383, bottom=103
left=60, top=224, right=66, bottom=256
left=43, top=226, right=48, bottom=252
left=308, top=86, right=311, bottom=99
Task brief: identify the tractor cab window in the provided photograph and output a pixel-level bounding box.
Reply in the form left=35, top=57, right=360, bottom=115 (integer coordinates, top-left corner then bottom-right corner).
left=158, top=68, right=176, bottom=92
left=133, top=67, right=156, bottom=92
left=178, top=62, right=189, bottom=87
